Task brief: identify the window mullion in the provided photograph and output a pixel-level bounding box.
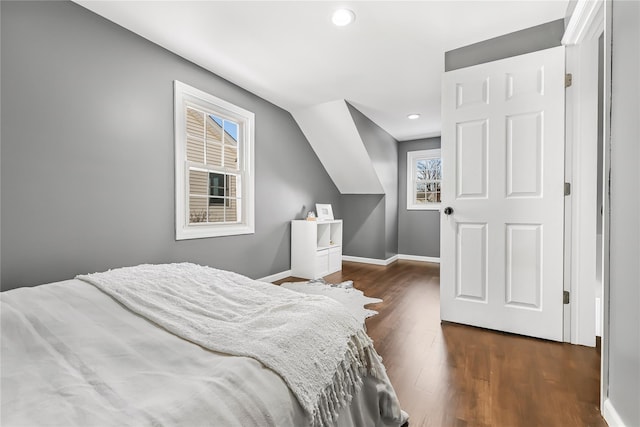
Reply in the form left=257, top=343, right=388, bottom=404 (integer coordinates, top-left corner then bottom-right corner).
left=221, top=119, right=225, bottom=169
left=202, top=111, right=207, bottom=166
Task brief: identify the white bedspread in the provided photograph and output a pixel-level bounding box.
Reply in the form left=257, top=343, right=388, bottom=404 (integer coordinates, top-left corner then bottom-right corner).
left=76, top=263, right=384, bottom=426
left=1, top=268, right=407, bottom=427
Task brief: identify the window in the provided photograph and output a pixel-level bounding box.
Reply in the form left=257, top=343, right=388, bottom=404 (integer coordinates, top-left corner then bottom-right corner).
left=407, top=149, right=441, bottom=210
left=208, top=172, right=228, bottom=206
left=174, top=81, right=254, bottom=239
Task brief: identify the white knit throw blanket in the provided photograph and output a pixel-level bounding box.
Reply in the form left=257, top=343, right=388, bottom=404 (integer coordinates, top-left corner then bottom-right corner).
left=77, top=263, right=385, bottom=427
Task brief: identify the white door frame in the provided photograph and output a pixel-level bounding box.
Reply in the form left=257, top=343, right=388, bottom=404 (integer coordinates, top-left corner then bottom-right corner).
left=562, top=0, right=604, bottom=348
left=562, top=0, right=611, bottom=421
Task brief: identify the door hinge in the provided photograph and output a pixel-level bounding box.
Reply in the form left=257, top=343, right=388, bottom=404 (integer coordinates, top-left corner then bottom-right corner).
left=564, top=182, right=571, bottom=196
left=565, top=73, right=573, bottom=88
left=563, top=290, right=570, bottom=304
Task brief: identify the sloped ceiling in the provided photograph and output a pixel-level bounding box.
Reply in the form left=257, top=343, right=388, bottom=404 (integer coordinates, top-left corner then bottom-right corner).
left=292, top=100, right=384, bottom=194
left=73, top=1, right=569, bottom=141
left=73, top=1, right=568, bottom=195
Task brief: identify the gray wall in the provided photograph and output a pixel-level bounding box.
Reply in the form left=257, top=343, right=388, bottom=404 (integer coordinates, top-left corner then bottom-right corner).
left=346, top=104, right=398, bottom=259
left=397, top=137, right=441, bottom=258
left=341, top=195, right=386, bottom=260
left=607, top=0, right=640, bottom=424
left=0, top=1, right=341, bottom=290
left=445, top=19, right=564, bottom=71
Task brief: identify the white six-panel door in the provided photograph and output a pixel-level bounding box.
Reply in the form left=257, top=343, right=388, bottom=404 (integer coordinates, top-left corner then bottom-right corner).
left=440, top=46, right=565, bottom=341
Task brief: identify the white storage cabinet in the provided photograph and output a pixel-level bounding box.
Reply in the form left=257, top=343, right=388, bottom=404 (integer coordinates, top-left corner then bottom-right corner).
left=291, top=220, right=342, bottom=279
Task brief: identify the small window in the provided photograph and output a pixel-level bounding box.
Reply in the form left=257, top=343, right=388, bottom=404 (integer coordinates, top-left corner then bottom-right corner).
left=407, top=149, right=441, bottom=210
left=175, top=81, right=254, bottom=239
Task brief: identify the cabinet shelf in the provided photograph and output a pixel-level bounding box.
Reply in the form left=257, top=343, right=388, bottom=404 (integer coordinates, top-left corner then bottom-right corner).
left=291, top=220, right=343, bottom=280
left=316, top=244, right=341, bottom=251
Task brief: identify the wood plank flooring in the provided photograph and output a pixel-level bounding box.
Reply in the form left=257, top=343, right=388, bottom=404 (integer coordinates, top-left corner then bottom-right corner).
left=277, top=260, right=607, bottom=427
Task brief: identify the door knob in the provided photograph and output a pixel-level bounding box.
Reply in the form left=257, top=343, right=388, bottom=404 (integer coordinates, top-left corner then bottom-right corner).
left=443, top=207, right=454, bottom=215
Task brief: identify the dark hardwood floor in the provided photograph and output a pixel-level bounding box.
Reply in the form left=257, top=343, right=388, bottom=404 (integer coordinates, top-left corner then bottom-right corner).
left=277, top=260, right=607, bottom=427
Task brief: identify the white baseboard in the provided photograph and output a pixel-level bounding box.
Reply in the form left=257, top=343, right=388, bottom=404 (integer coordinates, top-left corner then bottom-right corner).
left=267, top=254, right=440, bottom=281
left=258, top=269, right=292, bottom=283
left=342, top=254, right=440, bottom=266
left=342, top=255, right=398, bottom=266
left=603, top=398, right=627, bottom=427
left=397, top=254, right=440, bottom=263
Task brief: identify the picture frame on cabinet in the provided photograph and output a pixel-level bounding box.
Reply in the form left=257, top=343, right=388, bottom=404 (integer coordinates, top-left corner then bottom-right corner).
left=315, top=204, right=334, bottom=221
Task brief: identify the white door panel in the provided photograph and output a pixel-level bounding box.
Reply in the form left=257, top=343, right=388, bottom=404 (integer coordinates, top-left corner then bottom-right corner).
left=456, top=119, right=488, bottom=199
left=456, top=222, right=488, bottom=301
left=441, top=46, right=565, bottom=341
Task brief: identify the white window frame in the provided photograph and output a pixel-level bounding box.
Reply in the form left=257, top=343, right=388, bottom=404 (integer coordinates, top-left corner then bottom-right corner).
left=407, top=149, right=441, bottom=210
left=174, top=80, right=255, bottom=240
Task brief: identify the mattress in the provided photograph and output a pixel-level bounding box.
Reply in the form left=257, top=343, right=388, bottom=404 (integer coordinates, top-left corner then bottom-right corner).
left=1, top=271, right=407, bottom=426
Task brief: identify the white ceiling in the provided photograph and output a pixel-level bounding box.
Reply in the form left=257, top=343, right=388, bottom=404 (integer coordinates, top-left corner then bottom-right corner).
left=75, top=0, right=568, bottom=142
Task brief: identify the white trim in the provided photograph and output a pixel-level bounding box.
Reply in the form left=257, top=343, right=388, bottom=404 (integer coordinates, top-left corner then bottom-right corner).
left=261, top=255, right=437, bottom=282
left=563, top=69, right=574, bottom=345
left=409, top=204, right=442, bottom=211
left=258, top=270, right=292, bottom=283
left=600, top=0, right=613, bottom=414
left=397, top=254, right=440, bottom=264
left=562, top=0, right=605, bottom=45
left=564, top=0, right=610, bottom=413
left=595, top=296, right=602, bottom=337
left=563, top=0, right=605, bottom=348
left=342, top=255, right=398, bottom=266
left=603, top=399, right=627, bottom=427
left=174, top=80, right=255, bottom=240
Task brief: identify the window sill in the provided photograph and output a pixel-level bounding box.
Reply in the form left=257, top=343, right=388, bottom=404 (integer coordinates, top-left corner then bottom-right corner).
left=407, top=204, right=442, bottom=211
left=176, top=223, right=255, bottom=240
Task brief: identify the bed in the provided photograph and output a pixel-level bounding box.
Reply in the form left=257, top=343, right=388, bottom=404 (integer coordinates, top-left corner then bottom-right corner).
left=1, top=263, right=408, bottom=426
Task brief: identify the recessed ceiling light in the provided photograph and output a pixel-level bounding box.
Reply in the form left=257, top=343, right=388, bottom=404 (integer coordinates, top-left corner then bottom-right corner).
left=332, top=9, right=355, bottom=26
left=407, top=114, right=420, bottom=120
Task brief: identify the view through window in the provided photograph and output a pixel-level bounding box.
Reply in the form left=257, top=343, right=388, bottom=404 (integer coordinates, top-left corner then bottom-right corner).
left=407, top=149, right=441, bottom=210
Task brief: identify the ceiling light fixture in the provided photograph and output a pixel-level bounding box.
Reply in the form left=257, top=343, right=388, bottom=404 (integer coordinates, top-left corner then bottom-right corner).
left=407, top=114, right=420, bottom=120
left=332, top=9, right=355, bottom=26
